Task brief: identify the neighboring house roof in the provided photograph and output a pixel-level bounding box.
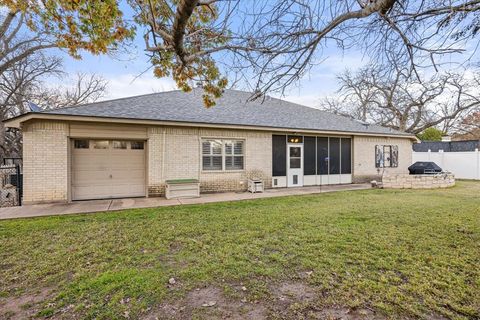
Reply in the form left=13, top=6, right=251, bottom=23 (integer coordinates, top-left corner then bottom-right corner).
left=6, top=89, right=413, bottom=137
left=413, top=140, right=480, bottom=152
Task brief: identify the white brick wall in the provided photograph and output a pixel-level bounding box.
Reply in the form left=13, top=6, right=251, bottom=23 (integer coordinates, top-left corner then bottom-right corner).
left=164, top=128, right=200, bottom=180
left=147, top=127, right=165, bottom=196
left=147, top=127, right=272, bottom=195
left=352, top=136, right=413, bottom=183
left=22, top=121, right=69, bottom=204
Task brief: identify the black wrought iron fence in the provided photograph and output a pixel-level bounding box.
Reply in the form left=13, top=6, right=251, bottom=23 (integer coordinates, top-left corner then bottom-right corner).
left=0, top=165, right=22, bottom=207
left=3, top=157, right=22, bottom=168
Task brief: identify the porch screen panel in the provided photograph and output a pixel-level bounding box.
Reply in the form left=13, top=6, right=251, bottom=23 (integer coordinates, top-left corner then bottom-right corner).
left=304, top=136, right=316, bottom=175
left=341, top=138, right=352, bottom=174
left=272, top=135, right=287, bottom=176
left=317, top=137, right=329, bottom=175
left=329, top=138, right=340, bottom=174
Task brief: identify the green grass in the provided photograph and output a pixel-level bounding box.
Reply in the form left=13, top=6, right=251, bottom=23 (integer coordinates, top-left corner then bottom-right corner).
left=1, top=181, right=479, bottom=319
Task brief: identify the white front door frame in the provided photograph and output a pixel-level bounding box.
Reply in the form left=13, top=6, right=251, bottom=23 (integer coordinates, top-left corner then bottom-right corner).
left=287, top=143, right=304, bottom=187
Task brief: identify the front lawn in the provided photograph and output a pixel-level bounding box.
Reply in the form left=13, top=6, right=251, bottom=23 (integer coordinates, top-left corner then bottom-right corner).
left=1, top=181, right=479, bottom=319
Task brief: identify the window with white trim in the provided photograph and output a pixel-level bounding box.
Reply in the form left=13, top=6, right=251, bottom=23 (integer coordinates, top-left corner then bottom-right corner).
left=202, top=139, right=245, bottom=171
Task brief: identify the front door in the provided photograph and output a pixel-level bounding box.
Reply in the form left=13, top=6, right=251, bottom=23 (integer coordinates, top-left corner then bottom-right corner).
left=287, top=144, right=303, bottom=187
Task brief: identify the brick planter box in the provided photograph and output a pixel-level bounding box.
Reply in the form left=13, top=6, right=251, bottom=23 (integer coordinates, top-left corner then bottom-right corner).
left=383, top=173, right=455, bottom=189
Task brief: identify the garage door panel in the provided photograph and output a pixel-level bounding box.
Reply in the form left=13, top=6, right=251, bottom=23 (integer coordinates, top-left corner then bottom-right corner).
left=111, top=169, right=145, bottom=181
left=73, top=187, right=145, bottom=200
left=73, top=185, right=116, bottom=200
left=74, top=185, right=145, bottom=199
left=109, top=184, right=146, bottom=197
left=73, top=154, right=112, bottom=170
left=109, top=158, right=145, bottom=170
left=72, top=139, right=146, bottom=200
left=72, top=171, right=111, bottom=185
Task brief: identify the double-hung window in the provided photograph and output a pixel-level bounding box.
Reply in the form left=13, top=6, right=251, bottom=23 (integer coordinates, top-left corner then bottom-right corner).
left=202, top=139, right=244, bottom=171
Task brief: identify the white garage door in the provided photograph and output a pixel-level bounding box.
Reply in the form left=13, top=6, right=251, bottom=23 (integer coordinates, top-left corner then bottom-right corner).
left=72, top=139, right=146, bottom=200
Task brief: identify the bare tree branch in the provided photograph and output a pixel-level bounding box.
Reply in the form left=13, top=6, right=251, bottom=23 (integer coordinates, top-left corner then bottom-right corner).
left=319, top=63, right=480, bottom=134
left=130, top=0, right=480, bottom=104
left=0, top=10, right=57, bottom=76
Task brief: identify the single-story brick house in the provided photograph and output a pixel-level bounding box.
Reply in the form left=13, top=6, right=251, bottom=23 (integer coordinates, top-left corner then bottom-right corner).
left=5, top=89, right=415, bottom=204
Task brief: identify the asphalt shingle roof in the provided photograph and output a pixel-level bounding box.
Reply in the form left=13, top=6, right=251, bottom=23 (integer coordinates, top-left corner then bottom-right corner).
left=42, top=89, right=412, bottom=137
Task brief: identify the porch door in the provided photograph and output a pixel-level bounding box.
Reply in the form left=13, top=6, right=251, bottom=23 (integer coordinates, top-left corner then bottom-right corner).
left=287, top=144, right=303, bottom=187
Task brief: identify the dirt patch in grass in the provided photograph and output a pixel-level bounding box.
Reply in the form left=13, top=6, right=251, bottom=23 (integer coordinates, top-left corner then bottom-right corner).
left=143, top=280, right=386, bottom=320
left=274, top=281, right=317, bottom=303
left=268, top=281, right=387, bottom=320
left=0, top=288, right=52, bottom=319
left=311, top=307, right=386, bottom=320
left=144, top=285, right=266, bottom=319
left=269, top=281, right=317, bottom=319
left=144, top=281, right=388, bottom=319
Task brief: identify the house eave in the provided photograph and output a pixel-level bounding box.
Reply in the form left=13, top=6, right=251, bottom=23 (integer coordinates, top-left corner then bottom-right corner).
left=3, top=112, right=417, bottom=140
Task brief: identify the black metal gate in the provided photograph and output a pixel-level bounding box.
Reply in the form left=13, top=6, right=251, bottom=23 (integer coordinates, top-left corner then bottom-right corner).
left=0, top=164, right=22, bottom=207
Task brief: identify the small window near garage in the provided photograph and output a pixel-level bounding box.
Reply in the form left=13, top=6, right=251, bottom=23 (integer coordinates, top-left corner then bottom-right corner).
left=131, top=141, right=144, bottom=150
left=93, top=140, right=109, bottom=149
left=74, top=139, right=89, bottom=149
left=112, top=140, right=127, bottom=149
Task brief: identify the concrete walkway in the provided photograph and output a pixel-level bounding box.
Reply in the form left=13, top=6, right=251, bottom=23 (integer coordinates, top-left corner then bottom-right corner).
left=0, top=183, right=371, bottom=220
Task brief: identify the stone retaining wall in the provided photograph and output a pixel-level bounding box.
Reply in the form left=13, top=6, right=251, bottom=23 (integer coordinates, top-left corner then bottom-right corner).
left=383, top=173, right=455, bottom=189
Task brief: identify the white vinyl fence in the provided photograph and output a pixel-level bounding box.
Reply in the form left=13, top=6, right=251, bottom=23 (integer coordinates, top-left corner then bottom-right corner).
left=412, top=149, right=480, bottom=180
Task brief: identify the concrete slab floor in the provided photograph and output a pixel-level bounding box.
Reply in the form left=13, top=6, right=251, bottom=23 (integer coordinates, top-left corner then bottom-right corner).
left=0, top=183, right=371, bottom=220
